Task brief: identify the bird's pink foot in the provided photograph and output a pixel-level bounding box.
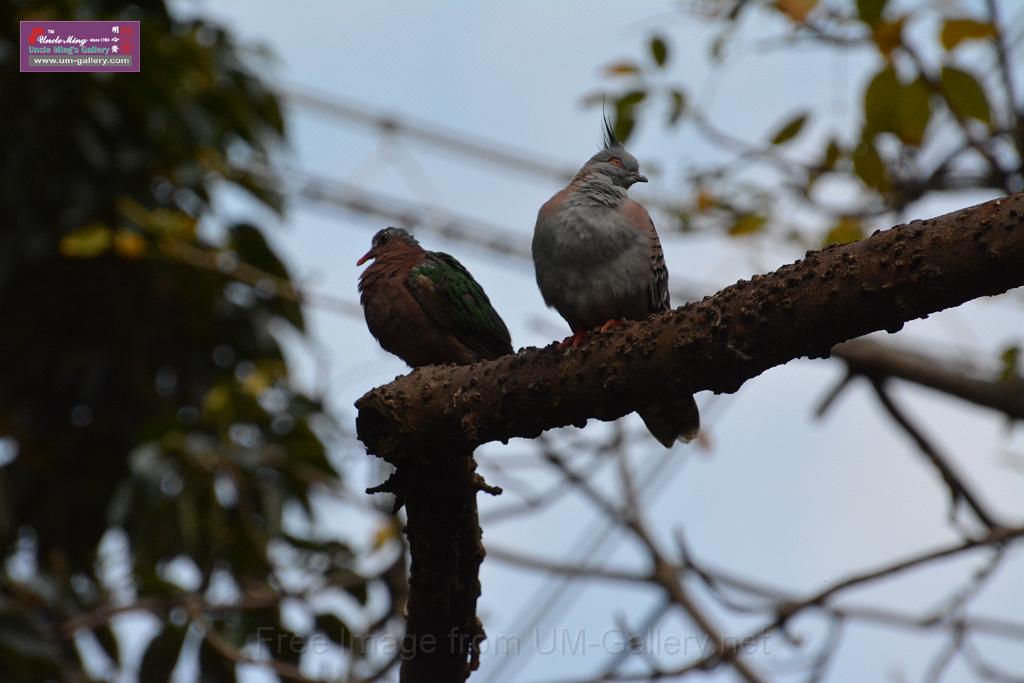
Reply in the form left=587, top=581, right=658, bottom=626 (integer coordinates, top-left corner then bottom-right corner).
left=598, top=319, right=625, bottom=334
left=558, top=331, right=589, bottom=350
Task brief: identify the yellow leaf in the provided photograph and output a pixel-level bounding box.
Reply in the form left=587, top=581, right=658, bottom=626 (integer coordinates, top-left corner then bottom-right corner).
left=604, top=60, right=641, bottom=77
left=999, top=345, right=1020, bottom=382
left=941, top=18, right=996, bottom=51
left=241, top=369, right=271, bottom=397
left=60, top=224, right=112, bottom=258
left=115, top=197, right=151, bottom=227
left=371, top=520, right=401, bottom=551
left=696, top=190, right=717, bottom=213
left=116, top=198, right=197, bottom=240
left=149, top=209, right=198, bottom=239
left=695, top=428, right=713, bottom=453
left=197, top=147, right=227, bottom=173
left=775, top=0, right=817, bottom=22
left=872, top=18, right=905, bottom=58
left=202, top=385, right=231, bottom=419
left=114, top=230, right=147, bottom=259
left=728, top=213, right=767, bottom=237
left=823, top=217, right=864, bottom=246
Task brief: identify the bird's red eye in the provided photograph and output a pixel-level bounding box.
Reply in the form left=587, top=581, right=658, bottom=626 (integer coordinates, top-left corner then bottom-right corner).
left=609, top=157, right=624, bottom=168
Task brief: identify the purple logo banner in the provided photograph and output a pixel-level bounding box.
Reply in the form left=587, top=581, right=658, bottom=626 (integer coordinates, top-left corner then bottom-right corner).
left=20, top=20, right=140, bottom=73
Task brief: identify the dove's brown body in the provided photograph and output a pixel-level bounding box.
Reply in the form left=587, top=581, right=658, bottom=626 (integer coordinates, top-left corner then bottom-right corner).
left=358, top=228, right=513, bottom=368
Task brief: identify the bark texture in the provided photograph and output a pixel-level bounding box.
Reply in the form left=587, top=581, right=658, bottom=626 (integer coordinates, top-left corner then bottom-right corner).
left=357, top=192, right=1024, bottom=682
left=395, top=448, right=486, bottom=683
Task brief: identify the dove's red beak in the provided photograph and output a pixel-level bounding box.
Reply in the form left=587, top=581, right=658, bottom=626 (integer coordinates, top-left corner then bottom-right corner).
left=356, top=248, right=375, bottom=266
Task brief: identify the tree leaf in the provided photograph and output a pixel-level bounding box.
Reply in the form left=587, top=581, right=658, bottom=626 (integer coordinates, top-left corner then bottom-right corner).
left=770, top=112, right=809, bottom=145
left=898, top=76, right=933, bottom=146
left=821, top=139, right=842, bottom=171
left=940, top=66, right=991, bottom=124
left=710, top=32, right=728, bottom=62
left=372, top=519, right=402, bottom=550
left=864, top=66, right=932, bottom=145
left=604, top=60, right=641, bottom=77
left=650, top=35, right=669, bottom=67
left=999, top=345, right=1020, bottom=382
left=872, top=18, right=904, bottom=57
left=823, top=217, right=864, bottom=246
left=852, top=136, right=889, bottom=191
left=727, top=213, right=767, bottom=236
left=857, top=0, right=888, bottom=26
left=614, top=90, right=647, bottom=142
left=59, top=224, right=112, bottom=258
left=863, top=65, right=901, bottom=135
left=667, top=89, right=687, bottom=126
left=941, top=18, right=996, bottom=51
left=775, top=0, right=817, bottom=23
left=114, top=230, right=148, bottom=259
left=696, top=190, right=717, bottom=212
left=619, top=90, right=647, bottom=108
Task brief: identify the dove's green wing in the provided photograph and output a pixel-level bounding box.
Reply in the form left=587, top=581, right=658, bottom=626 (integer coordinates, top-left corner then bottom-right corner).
left=407, top=252, right=513, bottom=360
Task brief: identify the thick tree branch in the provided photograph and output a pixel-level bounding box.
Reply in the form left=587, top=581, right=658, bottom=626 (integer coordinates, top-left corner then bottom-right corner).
left=357, top=192, right=1024, bottom=682
left=357, top=193, right=1024, bottom=459
left=373, top=448, right=488, bottom=683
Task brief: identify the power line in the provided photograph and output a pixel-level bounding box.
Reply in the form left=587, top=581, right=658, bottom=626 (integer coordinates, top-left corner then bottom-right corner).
left=251, top=161, right=533, bottom=263
left=280, top=86, right=693, bottom=217
left=282, top=87, right=575, bottom=184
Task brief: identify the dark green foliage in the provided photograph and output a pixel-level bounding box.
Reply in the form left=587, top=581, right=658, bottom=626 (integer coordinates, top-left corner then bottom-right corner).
left=649, top=35, right=668, bottom=67
left=857, top=0, right=888, bottom=26
left=0, top=1, right=366, bottom=680
left=770, top=112, right=809, bottom=146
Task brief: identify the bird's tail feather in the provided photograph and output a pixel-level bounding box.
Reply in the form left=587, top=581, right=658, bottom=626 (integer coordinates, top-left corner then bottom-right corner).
left=637, top=395, right=700, bottom=449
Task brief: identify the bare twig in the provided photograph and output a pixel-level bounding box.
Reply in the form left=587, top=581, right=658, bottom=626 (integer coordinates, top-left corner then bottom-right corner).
left=985, top=0, right=1022, bottom=158
left=870, top=378, right=1002, bottom=529
left=834, top=338, right=1024, bottom=421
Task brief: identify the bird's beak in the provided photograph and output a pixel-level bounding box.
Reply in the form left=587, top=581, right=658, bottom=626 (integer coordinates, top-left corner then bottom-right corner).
left=356, top=248, right=375, bottom=266
left=633, top=173, right=648, bottom=183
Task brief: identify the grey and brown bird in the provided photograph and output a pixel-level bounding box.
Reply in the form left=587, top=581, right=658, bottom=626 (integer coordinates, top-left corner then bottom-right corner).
left=532, top=120, right=700, bottom=447
left=357, top=227, right=513, bottom=367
